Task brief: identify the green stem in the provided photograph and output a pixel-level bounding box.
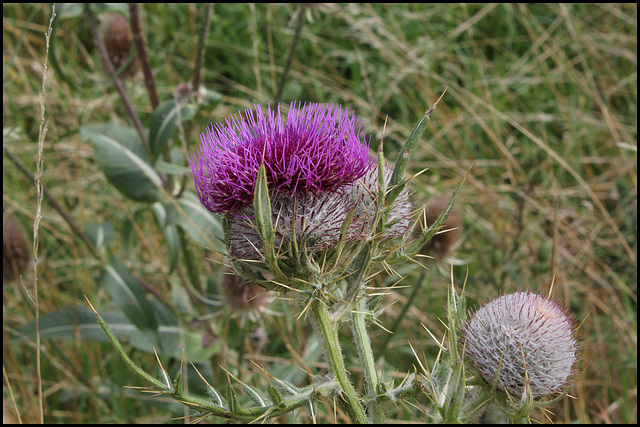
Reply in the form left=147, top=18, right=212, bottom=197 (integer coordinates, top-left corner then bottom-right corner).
left=310, top=300, right=368, bottom=424
left=351, top=297, right=384, bottom=423
left=89, top=297, right=341, bottom=421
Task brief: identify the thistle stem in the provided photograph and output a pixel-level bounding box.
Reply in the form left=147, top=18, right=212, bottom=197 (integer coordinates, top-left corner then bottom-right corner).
left=310, top=300, right=368, bottom=424
left=351, top=297, right=385, bottom=423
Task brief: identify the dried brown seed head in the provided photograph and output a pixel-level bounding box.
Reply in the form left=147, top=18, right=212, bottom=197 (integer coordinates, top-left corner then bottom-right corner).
left=221, top=269, right=270, bottom=313
left=101, top=13, right=139, bottom=79
left=414, top=195, right=462, bottom=262
left=3, top=218, right=31, bottom=282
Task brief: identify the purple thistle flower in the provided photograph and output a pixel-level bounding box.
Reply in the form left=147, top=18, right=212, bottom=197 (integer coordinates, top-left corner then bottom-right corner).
left=189, top=102, right=373, bottom=214
left=460, top=291, right=578, bottom=398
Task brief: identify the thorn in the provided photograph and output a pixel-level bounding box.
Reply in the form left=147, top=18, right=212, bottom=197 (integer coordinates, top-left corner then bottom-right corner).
left=84, top=294, right=98, bottom=314
left=408, top=341, right=427, bottom=376
left=191, top=362, right=213, bottom=388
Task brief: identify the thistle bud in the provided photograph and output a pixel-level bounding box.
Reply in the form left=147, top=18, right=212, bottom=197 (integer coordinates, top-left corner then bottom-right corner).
left=460, top=291, right=578, bottom=399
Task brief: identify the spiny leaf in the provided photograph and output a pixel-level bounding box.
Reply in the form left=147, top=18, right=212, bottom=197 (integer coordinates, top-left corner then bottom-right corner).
left=241, top=383, right=272, bottom=408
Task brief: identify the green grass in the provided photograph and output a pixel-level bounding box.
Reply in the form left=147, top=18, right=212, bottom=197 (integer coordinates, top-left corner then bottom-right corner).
left=3, top=3, right=636, bottom=424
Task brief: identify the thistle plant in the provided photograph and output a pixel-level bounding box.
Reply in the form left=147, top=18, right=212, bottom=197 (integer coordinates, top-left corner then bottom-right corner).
left=189, top=101, right=418, bottom=422
left=83, top=97, right=580, bottom=423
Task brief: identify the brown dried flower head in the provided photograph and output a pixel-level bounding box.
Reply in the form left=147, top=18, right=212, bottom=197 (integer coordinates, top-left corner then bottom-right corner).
left=221, top=269, right=271, bottom=313
left=3, top=218, right=31, bottom=282
left=414, top=195, right=462, bottom=261
left=101, top=13, right=139, bottom=80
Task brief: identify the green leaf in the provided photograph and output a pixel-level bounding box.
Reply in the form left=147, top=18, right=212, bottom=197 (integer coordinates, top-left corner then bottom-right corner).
left=162, top=223, right=180, bottom=273
left=387, top=105, right=436, bottom=205
left=267, top=384, right=286, bottom=408
left=165, top=192, right=225, bottom=253
left=151, top=202, right=168, bottom=228
left=12, top=305, right=220, bottom=362
left=154, top=159, right=191, bottom=175
left=84, top=221, right=116, bottom=253
left=305, top=398, right=318, bottom=424
left=226, top=384, right=241, bottom=413
left=98, top=255, right=158, bottom=333
left=149, top=100, right=196, bottom=162
left=241, top=383, right=271, bottom=408
left=121, top=206, right=150, bottom=259
left=207, top=385, right=227, bottom=409
left=271, top=377, right=301, bottom=396
left=80, top=122, right=163, bottom=203
left=443, top=362, right=466, bottom=423
left=253, top=164, right=283, bottom=277
left=14, top=305, right=131, bottom=342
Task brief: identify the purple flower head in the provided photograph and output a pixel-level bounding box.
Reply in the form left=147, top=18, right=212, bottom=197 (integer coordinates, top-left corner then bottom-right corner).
left=460, top=291, right=578, bottom=398
left=189, top=102, right=373, bottom=214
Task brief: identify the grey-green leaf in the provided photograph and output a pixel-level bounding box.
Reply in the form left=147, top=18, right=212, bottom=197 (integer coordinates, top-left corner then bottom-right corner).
left=84, top=221, right=116, bottom=253
left=241, top=383, right=271, bottom=408
left=149, top=100, right=196, bottom=163
left=98, top=255, right=158, bottom=332
left=388, top=105, right=436, bottom=205
left=80, top=122, right=163, bottom=203
left=13, top=305, right=220, bottom=362
left=165, top=192, right=225, bottom=253
left=253, top=163, right=282, bottom=277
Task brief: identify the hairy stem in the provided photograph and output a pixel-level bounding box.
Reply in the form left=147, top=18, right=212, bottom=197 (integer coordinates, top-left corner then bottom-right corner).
left=351, top=297, right=384, bottom=423
left=310, top=299, right=368, bottom=424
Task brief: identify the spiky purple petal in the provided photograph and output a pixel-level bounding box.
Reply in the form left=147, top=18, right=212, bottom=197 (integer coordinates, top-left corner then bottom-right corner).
left=189, top=102, right=373, bottom=214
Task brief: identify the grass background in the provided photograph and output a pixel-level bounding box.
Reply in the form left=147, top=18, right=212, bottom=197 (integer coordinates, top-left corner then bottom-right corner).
left=3, top=3, right=636, bottom=423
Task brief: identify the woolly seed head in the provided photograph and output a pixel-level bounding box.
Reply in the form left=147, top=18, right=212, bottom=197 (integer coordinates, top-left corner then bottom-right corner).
left=226, top=161, right=412, bottom=260
left=460, top=291, right=578, bottom=398
left=189, top=102, right=373, bottom=214
left=3, top=218, right=31, bottom=282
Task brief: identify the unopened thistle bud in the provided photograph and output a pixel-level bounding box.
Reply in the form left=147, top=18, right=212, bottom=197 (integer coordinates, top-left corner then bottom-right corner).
left=460, top=291, right=578, bottom=399
left=3, top=218, right=31, bottom=282
left=101, top=13, right=139, bottom=80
